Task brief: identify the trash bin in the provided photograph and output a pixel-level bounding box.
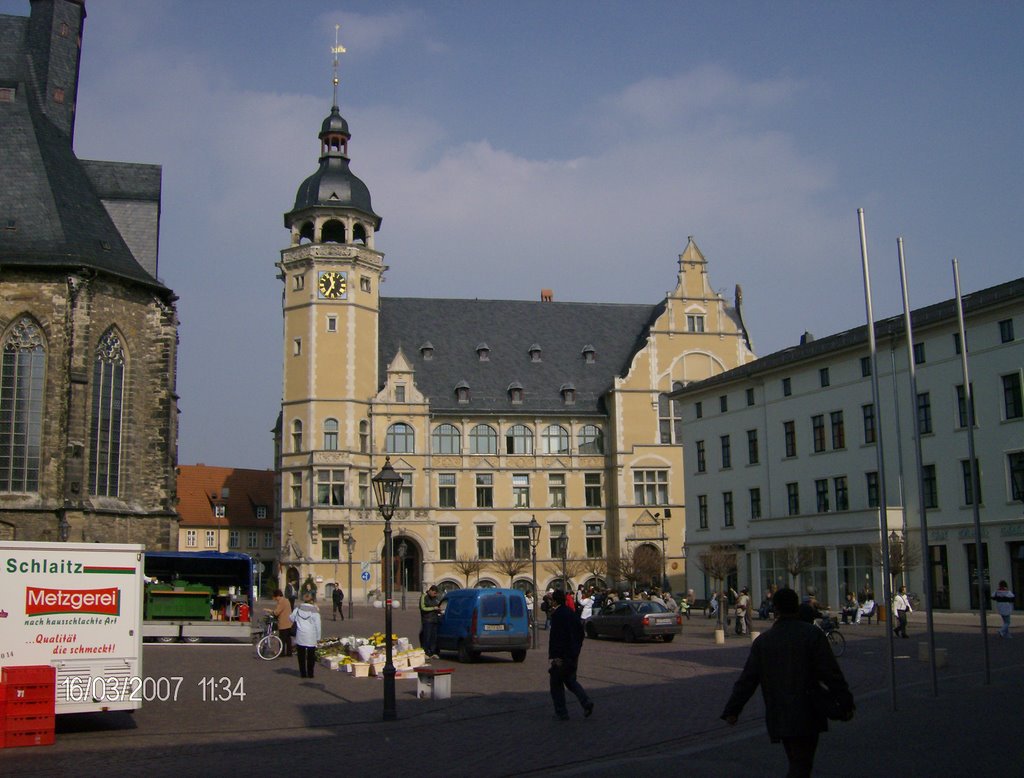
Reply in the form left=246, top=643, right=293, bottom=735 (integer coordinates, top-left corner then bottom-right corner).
left=876, top=604, right=887, bottom=622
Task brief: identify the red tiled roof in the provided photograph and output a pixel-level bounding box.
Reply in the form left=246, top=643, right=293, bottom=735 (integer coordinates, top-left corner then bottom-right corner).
left=176, top=464, right=275, bottom=528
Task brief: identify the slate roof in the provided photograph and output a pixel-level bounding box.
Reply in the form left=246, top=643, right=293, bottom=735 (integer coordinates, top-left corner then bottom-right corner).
left=176, top=465, right=275, bottom=529
left=379, top=297, right=665, bottom=416
left=0, top=12, right=165, bottom=290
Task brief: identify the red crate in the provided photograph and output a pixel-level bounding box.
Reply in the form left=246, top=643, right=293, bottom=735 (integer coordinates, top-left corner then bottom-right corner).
left=2, top=697, right=55, bottom=717
left=0, top=729, right=56, bottom=748
left=5, top=714, right=55, bottom=733
left=1, top=666, right=56, bottom=685
left=2, top=683, right=55, bottom=702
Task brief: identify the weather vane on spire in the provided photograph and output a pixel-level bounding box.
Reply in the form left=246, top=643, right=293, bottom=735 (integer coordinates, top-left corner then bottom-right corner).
left=332, top=23, right=346, bottom=106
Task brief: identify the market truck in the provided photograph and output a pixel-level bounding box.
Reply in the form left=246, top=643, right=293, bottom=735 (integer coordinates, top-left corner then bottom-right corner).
left=0, top=540, right=144, bottom=715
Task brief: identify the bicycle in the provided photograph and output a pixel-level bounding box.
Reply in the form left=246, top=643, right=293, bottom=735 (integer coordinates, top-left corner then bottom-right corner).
left=818, top=615, right=846, bottom=657
left=255, top=615, right=283, bottom=661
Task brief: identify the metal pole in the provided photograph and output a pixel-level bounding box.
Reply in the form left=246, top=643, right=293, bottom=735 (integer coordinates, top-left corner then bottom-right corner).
left=383, top=518, right=396, bottom=719
left=347, top=537, right=355, bottom=620
left=531, top=545, right=539, bottom=649
left=858, top=208, right=898, bottom=713
left=953, top=258, right=991, bottom=686
left=897, top=237, right=938, bottom=696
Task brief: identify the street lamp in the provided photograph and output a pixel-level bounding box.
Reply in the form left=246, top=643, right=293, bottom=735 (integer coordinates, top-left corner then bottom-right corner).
left=372, top=457, right=403, bottom=722
left=655, top=511, right=668, bottom=592
left=528, top=516, right=541, bottom=649
left=397, top=540, right=408, bottom=611
left=345, top=530, right=356, bottom=620
left=556, top=533, right=569, bottom=593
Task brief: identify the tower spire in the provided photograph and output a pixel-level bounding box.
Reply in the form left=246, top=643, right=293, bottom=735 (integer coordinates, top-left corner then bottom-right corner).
left=331, top=24, right=346, bottom=107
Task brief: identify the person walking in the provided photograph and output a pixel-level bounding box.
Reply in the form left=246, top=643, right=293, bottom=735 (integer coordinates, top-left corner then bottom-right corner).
left=893, top=585, right=913, bottom=638
left=266, top=588, right=293, bottom=657
left=548, top=589, right=594, bottom=720
left=290, top=593, right=322, bottom=679
left=992, top=580, right=1016, bottom=638
left=721, top=587, right=854, bottom=778
left=285, top=580, right=297, bottom=610
left=419, top=585, right=443, bottom=658
left=332, top=585, right=345, bottom=621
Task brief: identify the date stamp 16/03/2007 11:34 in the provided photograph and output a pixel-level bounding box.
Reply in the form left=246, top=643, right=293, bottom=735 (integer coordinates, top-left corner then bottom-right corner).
left=59, top=675, right=246, bottom=703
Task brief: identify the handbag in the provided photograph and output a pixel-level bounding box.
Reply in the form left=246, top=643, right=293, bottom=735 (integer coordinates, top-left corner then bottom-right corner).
left=810, top=683, right=855, bottom=722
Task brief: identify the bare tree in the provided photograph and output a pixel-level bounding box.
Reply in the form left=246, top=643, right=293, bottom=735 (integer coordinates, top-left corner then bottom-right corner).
left=608, top=549, right=643, bottom=595
left=491, top=547, right=529, bottom=587
left=633, top=544, right=663, bottom=590
left=881, top=533, right=921, bottom=594
left=697, top=545, right=738, bottom=629
left=451, top=554, right=486, bottom=588
left=543, top=555, right=588, bottom=590
left=582, top=557, right=609, bottom=590
left=785, top=545, right=815, bottom=590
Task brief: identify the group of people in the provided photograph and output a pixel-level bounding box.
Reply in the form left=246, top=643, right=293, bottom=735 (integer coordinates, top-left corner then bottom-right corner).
left=267, top=587, right=323, bottom=679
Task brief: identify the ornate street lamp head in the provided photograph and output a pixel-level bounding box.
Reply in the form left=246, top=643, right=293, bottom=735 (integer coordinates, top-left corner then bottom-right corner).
left=528, top=515, right=541, bottom=550
left=372, top=457, right=403, bottom=522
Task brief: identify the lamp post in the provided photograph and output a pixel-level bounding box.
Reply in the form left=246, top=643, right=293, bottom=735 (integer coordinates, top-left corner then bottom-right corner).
left=528, top=516, right=541, bottom=649
left=372, top=457, right=403, bottom=722
left=345, top=531, right=356, bottom=620
left=557, top=534, right=568, bottom=592
left=655, top=512, right=668, bottom=592
left=397, top=540, right=408, bottom=611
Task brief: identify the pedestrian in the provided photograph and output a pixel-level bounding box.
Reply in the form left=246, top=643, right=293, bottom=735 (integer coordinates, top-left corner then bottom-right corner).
left=285, top=580, right=297, bottom=610
left=332, top=585, right=345, bottom=621
left=547, top=589, right=594, bottom=720
left=541, top=590, right=553, bottom=630
left=721, top=587, right=854, bottom=778
left=419, top=584, right=443, bottom=658
left=735, top=587, right=752, bottom=635
left=266, top=588, right=294, bottom=657
left=893, top=585, right=913, bottom=638
left=992, top=580, right=1015, bottom=638
left=840, top=593, right=859, bottom=625
left=799, top=587, right=823, bottom=624
left=290, top=592, right=322, bottom=679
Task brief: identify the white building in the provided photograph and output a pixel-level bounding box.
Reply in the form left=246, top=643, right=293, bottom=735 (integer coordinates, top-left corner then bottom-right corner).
left=677, top=278, right=1023, bottom=612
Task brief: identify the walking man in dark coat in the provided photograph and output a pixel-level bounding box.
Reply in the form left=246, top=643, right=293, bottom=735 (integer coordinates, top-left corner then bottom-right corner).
left=548, top=589, right=594, bottom=720
left=721, top=587, right=853, bottom=777
left=332, top=585, right=344, bottom=621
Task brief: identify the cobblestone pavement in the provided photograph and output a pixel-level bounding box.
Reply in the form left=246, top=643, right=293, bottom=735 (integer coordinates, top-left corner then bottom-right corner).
left=2, top=602, right=1020, bottom=777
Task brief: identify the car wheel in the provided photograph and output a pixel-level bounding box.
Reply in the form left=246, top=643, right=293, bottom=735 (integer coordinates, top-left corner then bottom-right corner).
left=622, top=626, right=636, bottom=643
left=457, top=640, right=477, bottom=663
left=183, top=636, right=202, bottom=644
left=511, top=649, right=527, bottom=663
left=661, top=634, right=675, bottom=643
left=585, top=622, right=598, bottom=639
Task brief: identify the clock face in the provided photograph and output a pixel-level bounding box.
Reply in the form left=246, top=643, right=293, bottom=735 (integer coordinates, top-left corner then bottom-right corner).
left=317, top=271, right=347, bottom=299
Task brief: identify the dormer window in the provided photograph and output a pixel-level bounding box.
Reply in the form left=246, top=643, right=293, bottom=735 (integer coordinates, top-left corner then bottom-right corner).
left=420, top=342, right=434, bottom=361
left=529, top=344, right=542, bottom=362
left=214, top=504, right=226, bottom=518
left=477, top=343, right=490, bottom=362
left=508, top=382, right=524, bottom=404
left=582, top=345, right=596, bottom=364
left=560, top=383, right=576, bottom=405
left=395, top=385, right=406, bottom=403
left=455, top=381, right=470, bottom=404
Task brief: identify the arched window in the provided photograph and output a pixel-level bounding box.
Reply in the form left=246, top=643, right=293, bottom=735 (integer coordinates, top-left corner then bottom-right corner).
left=506, top=424, right=534, bottom=455
left=578, top=425, right=604, bottom=454
left=541, top=424, right=569, bottom=454
left=469, top=424, right=497, bottom=454
left=353, top=223, right=368, bottom=244
left=431, top=423, right=461, bottom=454
left=89, top=329, right=125, bottom=496
left=0, top=317, right=45, bottom=492
left=291, top=420, right=303, bottom=453
left=385, top=422, right=415, bottom=453
left=321, top=219, right=346, bottom=243
left=323, top=418, right=339, bottom=451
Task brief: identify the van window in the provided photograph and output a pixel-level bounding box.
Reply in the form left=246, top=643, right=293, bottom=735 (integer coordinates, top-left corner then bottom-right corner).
left=509, top=595, right=524, bottom=618
left=446, top=597, right=470, bottom=618
left=481, top=594, right=506, bottom=619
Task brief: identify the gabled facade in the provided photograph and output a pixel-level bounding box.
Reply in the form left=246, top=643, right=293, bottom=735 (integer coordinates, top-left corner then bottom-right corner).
left=677, top=278, right=1024, bottom=612
left=276, top=83, right=756, bottom=597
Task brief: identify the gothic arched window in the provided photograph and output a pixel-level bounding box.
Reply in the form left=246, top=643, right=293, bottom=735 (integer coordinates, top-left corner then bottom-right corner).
left=89, top=329, right=126, bottom=496
left=0, top=317, right=46, bottom=492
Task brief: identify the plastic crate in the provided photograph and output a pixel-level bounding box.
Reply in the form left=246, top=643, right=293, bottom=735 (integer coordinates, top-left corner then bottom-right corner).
left=2, top=683, right=55, bottom=702
left=1, top=666, right=55, bottom=685
left=0, top=729, right=56, bottom=748
left=4, top=715, right=55, bottom=733
left=1, top=697, right=55, bottom=717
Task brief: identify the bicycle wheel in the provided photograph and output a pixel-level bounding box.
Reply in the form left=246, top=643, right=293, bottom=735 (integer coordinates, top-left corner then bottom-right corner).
left=828, top=630, right=846, bottom=657
left=257, top=633, right=283, bottom=661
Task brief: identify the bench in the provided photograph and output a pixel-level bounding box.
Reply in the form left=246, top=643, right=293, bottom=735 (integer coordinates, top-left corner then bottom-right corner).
left=860, top=601, right=878, bottom=624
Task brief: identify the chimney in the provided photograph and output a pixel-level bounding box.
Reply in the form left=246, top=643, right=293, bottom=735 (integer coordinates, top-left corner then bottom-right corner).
left=541, top=289, right=554, bottom=302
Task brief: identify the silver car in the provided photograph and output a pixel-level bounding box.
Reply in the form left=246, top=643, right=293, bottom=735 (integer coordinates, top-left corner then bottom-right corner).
left=584, top=600, right=682, bottom=643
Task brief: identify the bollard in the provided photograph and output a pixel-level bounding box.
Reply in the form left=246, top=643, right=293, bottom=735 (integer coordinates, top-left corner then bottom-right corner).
left=714, top=628, right=725, bottom=645
left=918, top=642, right=949, bottom=668
left=749, top=631, right=760, bottom=641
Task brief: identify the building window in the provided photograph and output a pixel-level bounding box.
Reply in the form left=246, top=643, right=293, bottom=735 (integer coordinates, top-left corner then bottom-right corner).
left=358, top=471, right=369, bottom=506
left=264, top=531, right=274, bottom=548
left=469, top=424, right=498, bottom=454
left=293, top=338, right=301, bottom=356
left=819, top=367, right=830, bottom=387
left=866, top=471, right=879, bottom=509
left=585, top=472, right=603, bottom=507
left=438, top=473, right=456, bottom=508
left=512, top=524, right=532, bottom=558
left=456, top=383, right=470, bottom=404
left=956, top=384, right=975, bottom=428
left=695, top=440, right=706, bottom=473
left=561, top=385, right=575, bottom=405
left=359, top=420, right=369, bottom=453
left=1009, top=452, right=1024, bottom=501
left=247, top=530, right=258, bottom=548
left=470, top=526, right=492, bottom=560
left=432, top=423, right=461, bottom=454
left=0, top=318, right=45, bottom=492
left=695, top=401, right=703, bottom=419
left=475, top=473, right=494, bottom=508
left=698, top=495, right=708, bottom=529
left=922, top=464, right=938, bottom=509
left=506, top=424, right=534, bottom=455
left=290, top=472, right=302, bottom=507
left=830, top=410, right=845, bottom=449
left=633, top=470, right=668, bottom=506
left=360, top=276, right=371, bottom=293
left=256, top=505, right=267, bottom=519
left=321, top=526, right=340, bottom=559
left=659, top=392, right=684, bottom=444
left=961, top=458, right=981, bottom=505
left=913, top=342, right=926, bottom=365
left=782, top=377, right=792, bottom=396
left=186, top=530, right=197, bottom=548
left=395, top=385, right=406, bottom=403
left=323, top=418, right=338, bottom=450
left=548, top=473, right=566, bottom=507
left=719, top=395, right=728, bottom=413
left=834, top=476, right=849, bottom=511
left=513, top=473, right=531, bottom=508
left=549, top=525, right=568, bottom=558
left=585, top=523, right=604, bottom=558
left=860, top=357, right=872, bottom=377
left=747, top=429, right=759, bottom=465
left=812, top=415, right=825, bottom=453
left=214, top=504, right=226, bottom=518
left=291, top=420, right=303, bottom=453
left=862, top=403, right=876, bottom=444
left=293, top=274, right=305, bottom=291
left=316, top=469, right=345, bottom=506
left=385, top=422, right=415, bottom=453
left=783, top=421, right=796, bottom=458
left=399, top=472, right=413, bottom=507
left=749, top=487, right=761, bottom=520
left=723, top=491, right=734, bottom=527
left=508, top=385, right=523, bottom=404
left=916, top=393, right=932, bottom=434
left=53, top=87, right=65, bottom=104
left=746, top=387, right=755, bottom=406
left=89, top=329, right=125, bottom=497
left=541, top=425, right=570, bottom=454
left=439, top=526, right=457, bottom=561
left=326, top=315, right=337, bottom=333
left=816, top=479, right=830, bottom=513
left=787, top=482, right=800, bottom=515
left=205, top=530, right=216, bottom=548
left=1003, top=373, right=1023, bottom=419
left=686, top=314, right=705, bottom=333
left=578, top=425, right=604, bottom=454
left=999, top=319, right=1015, bottom=343
left=953, top=332, right=963, bottom=355
left=720, top=434, right=732, bottom=469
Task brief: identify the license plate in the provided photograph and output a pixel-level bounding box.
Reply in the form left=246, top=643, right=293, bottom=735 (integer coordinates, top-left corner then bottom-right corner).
left=483, top=624, right=505, bottom=631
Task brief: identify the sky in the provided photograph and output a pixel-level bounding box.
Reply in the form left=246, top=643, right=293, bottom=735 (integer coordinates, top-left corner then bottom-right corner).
left=4, top=0, right=1022, bottom=470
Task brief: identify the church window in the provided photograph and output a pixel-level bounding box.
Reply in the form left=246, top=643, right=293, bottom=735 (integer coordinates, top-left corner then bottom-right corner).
left=432, top=423, right=461, bottom=455
left=578, top=425, right=603, bottom=454
left=506, top=424, right=534, bottom=455
left=89, top=329, right=125, bottom=496
left=323, top=419, right=338, bottom=450
left=469, top=424, right=497, bottom=454
left=0, top=317, right=45, bottom=492
left=385, top=422, right=415, bottom=454
left=541, top=425, right=569, bottom=455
